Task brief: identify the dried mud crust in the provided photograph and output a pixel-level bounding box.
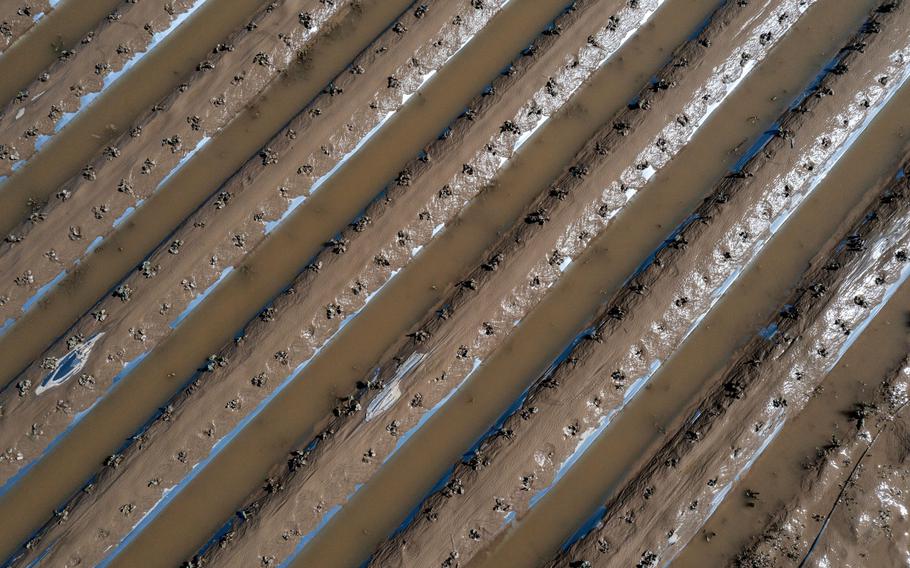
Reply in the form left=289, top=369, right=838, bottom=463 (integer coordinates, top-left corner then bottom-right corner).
left=734, top=360, right=910, bottom=568
left=0, top=1, right=552, bottom=565
left=0, top=0, right=502, bottom=487
left=549, top=125, right=910, bottom=568
left=0, top=0, right=352, bottom=325
left=0, top=0, right=198, bottom=176
left=372, top=3, right=910, bottom=567
left=0, top=1, right=52, bottom=53
left=176, top=0, right=828, bottom=565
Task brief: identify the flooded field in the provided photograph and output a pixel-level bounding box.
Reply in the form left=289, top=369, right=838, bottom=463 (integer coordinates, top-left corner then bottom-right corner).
left=0, top=0, right=907, bottom=567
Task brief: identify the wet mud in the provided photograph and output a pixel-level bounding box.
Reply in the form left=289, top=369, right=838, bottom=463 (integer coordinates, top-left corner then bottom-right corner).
left=730, top=360, right=910, bottom=568
left=0, top=0, right=124, bottom=104
left=0, top=0, right=274, bottom=236
left=0, top=1, right=543, bottom=565
left=0, top=0, right=402, bottom=489
left=0, top=1, right=52, bottom=54
left=0, top=0, right=427, bottom=558
left=178, top=0, right=698, bottom=565
left=362, top=0, right=845, bottom=565
left=547, top=152, right=910, bottom=568
left=0, top=0, right=205, bottom=176
left=0, top=0, right=578, bottom=563
left=363, top=3, right=910, bottom=567
left=284, top=3, right=902, bottom=567
left=481, top=93, right=910, bottom=568
left=673, top=302, right=909, bottom=566
left=0, top=0, right=426, bottom=388
left=0, top=0, right=353, bottom=330
left=0, top=0, right=908, bottom=566
left=116, top=1, right=784, bottom=564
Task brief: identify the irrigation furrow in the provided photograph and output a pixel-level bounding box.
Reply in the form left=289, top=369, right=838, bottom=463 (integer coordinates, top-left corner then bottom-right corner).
left=0, top=0, right=133, bottom=109
left=139, top=1, right=699, bottom=566
left=0, top=1, right=429, bottom=388
left=278, top=3, right=893, bottom=566
left=0, top=0, right=357, bottom=486
left=0, top=0, right=581, bottom=564
left=0, top=0, right=274, bottom=234
left=0, top=1, right=542, bottom=564
left=672, top=261, right=910, bottom=568
left=0, top=0, right=208, bottom=178
left=690, top=357, right=910, bottom=568
left=0, top=0, right=505, bottom=491
left=0, top=0, right=53, bottom=54
left=800, top=383, right=910, bottom=568
left=363, top=5, right=910, bottom=568
left=112, top=1, right=669, bottom=565
left=96, top=0, right=743, bottom=565
left=466, top=47, right=910, bottom=568
left=0, top=0, right=907, bottom=566
left=546, top=154, right=910, bottom=568
left=0, top=0, right=431, bottom=558
left=0, top=0, right=353, bottom=332
left=165, top=1, right=836, bottom=566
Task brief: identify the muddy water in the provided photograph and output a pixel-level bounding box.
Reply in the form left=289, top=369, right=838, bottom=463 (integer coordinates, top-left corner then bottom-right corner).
left=99, top=1, right=744, bottom=566
left=674, top=352, right=910, bottom=566
left=0, top=0, right=122, bottom=103
left=0, top=0, right=576, bottom=563
left=1, top=1, right=536, bottom=565
left=0, top=0, right=417, bottom=386
left=175, top=0, right=706, bottom=564
left=0, top=0, right=423, bottom=557
left=0, top=0, right=519, bottom=490
left=470, top=24, right=910, bottom=568
left=0, top=0, right=357, bottom=331
left=280, top=1, right=892, bottom=568
left=804, top=370, right=910, bottom=566
left=544, top=161, right=910, bottom=567
left=0, top=0, right=209, bottom=177
left=0, top=0, right=361, bottom=484
left=0, top=0, right=53, bottom=55
left=545, top=194, right=910, bottom=567
left=353, top=0, right=841, bottom=565
left=1, top=0, right=906, bottom=566
left=0, top=0, right=270, bottom=235
left=775, top=361, right=910, bottom=568
left=5, top=0, right=661, bottom=566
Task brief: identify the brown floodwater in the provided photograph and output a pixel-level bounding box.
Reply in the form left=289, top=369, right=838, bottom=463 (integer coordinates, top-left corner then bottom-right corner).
left=0, top=0, right=908, bottom=566
left=0, top=0, right=270, bottom=234
left=0, top=0, right=419, bottom=556
left=473, top=36, right=910, bottom=568
left=0, top=0, right=413, bottom=386
left=0, top=0, right=122, bottom=105
left=0, top=0, right=579, bottom=563
left=672, top=303, right=909, bottom=566
left=113, top=0, right=732, bottom=565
